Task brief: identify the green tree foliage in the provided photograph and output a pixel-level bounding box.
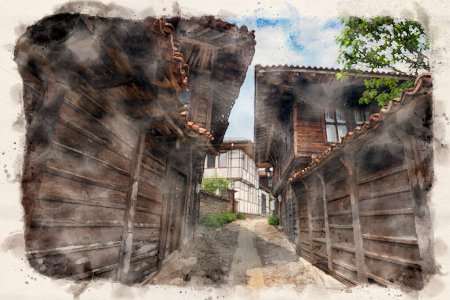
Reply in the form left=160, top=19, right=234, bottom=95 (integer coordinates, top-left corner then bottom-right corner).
left=201, top=174, right=232, bottom=193
left=336, top=17, right=429, bottom=105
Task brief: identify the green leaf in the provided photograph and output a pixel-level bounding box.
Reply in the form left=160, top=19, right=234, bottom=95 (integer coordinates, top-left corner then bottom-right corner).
left=336, top=17, right=428, bottom=105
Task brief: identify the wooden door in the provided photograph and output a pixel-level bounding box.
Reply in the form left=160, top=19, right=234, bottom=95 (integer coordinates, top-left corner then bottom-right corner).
left=164, top=168, right=187, bottom=257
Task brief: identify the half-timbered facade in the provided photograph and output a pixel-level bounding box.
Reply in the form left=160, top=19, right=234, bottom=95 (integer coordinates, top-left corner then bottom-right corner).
left=203, top=140, right=270, bottom=215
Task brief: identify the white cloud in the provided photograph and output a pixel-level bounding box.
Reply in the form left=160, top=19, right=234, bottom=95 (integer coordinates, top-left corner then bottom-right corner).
left=226, top=15, right=342, bottom=140
left=253, top=26, right=307, bottom=66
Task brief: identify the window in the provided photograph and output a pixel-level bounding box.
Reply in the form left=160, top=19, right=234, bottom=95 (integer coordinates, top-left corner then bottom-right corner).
left=325, top=107, right=347, bottom=143
left=354, top=109, right=371, bottom=129
left=218, top=152, right=227, bottom=168
left=206, top=154, right=216, bottom=168
left=354, top=110, right=364, bottom=125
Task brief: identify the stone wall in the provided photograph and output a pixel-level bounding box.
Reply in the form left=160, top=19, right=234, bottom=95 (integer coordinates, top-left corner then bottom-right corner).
left=199, top=191, right=231, bottom=217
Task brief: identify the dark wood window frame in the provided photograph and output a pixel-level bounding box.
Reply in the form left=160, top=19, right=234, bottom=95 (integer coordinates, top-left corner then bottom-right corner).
left=206, top=154, right=216, bottom=169
left=324, top=106, right=347, bottom=143
left=218, top=152, right=227, bottom=168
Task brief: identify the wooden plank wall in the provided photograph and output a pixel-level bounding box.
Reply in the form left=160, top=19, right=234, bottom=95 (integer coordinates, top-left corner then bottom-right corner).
left=295, top=120, right=326, bottom=156
left=125, top=143, right=167, bottom=283
left=356, top=134, right=423, bottom=289
left=26, top=82, right=140, bottom=280
left=281, top=186, right=297, bottom=244
left=287, top=123, right=433, bottom=290
left=324, top=163, right=359, bottom=284
left=294, top=183, right=312, bottom=262
left=22, top=79, right=201, bottom=283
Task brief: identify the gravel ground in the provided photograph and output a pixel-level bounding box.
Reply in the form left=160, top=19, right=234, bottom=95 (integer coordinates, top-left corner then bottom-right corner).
left=148, top=222, right=239, bottom=287
left=146, top=218, right=343, bottom=290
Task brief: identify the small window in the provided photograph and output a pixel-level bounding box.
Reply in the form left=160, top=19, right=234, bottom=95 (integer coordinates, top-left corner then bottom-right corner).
left=354, top=110, right=364, bottom=125
left=218, top=152, right=227, bottom=168
left=243, top=154, right=248, bottom=171
left=206, top=154, right=216, bottom=168
left=335, top=108, right=346, bottom=123
left=325, top=107, right=349, bottom=143
left=179, top=90, right=191, bottom=104
left=324, top=108, right=335, bottom=122
left=337, top=125, right=348, bottom=140
left=326, top=124, right=338, bottom=143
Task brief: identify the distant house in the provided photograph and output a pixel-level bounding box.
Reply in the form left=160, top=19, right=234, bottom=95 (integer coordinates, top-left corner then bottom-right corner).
left=258, top=168, right=275, bottom=214
left=203, top=139, right=270, bottom=215
left=255, top=65, right=434, bottom=290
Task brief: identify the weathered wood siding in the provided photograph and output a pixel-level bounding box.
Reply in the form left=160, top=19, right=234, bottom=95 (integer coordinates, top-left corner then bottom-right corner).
left=356, top=134, right=424, bottom=288
left=124, top=143, right=167, bottom=283
left=22, top=80, right=200, bottom=283
left=16, top=13, right=255, bottom=284
left=25, top=81, right=140, bottom=280
left=283, top=76, right=434, bottom=290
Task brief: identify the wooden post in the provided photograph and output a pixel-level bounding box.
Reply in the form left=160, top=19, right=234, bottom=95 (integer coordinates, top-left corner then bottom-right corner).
left=316, top=171, right=333, bottom=271
left=157, top=167, right=170, bottom=268
left=394, top=130, right=435, bottom=275
left=116, top=129, right=146, bottom=283
left=180, top=145, right=194, bottom=245
left=228, top=188, right=236, bottom=213
left=340, top=155, right=367, bottom=284
left=301, top=179, right=315, bottom=264
left=293, top=101, right=298, bottom=156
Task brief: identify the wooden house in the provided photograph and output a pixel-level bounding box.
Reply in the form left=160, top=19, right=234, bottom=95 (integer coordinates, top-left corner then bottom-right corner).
left=255, top=65, right=434, bottom=290
left=255, top=65, right=414, bottom=196
left=15, top=13, right=255, bottom=284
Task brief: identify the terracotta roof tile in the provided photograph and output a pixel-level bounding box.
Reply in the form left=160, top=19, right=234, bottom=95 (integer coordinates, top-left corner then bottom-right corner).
left=255, top=64, right=416, bottom=78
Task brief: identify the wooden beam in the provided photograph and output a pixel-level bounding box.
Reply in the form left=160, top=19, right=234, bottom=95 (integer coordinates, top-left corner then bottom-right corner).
left=157, top=166, right=170, bottom=268
left=179, top=37, right=220, bottom=50
left=302, top=179, right=315, bottom=265
left=316, top=172, right=332, bottom=271
left=293, top=102, right=298, bottom=156
left=116, top=129, right=147, bottom=283
left=340, top=155, right=368, bottom=284
left=151, top=100, right=184, bottom=138
left=263, top=124, right=275, bottom=162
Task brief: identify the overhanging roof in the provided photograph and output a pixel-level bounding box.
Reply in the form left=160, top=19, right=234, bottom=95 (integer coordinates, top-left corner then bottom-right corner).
left=254, top=65, right=415, bottom=165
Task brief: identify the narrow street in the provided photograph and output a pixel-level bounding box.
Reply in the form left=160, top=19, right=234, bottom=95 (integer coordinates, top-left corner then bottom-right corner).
left=146, top=218, right=343, bottom=289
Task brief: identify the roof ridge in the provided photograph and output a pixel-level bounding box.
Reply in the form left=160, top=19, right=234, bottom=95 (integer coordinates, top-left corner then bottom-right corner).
left=254, top=64, right=416, bottom=77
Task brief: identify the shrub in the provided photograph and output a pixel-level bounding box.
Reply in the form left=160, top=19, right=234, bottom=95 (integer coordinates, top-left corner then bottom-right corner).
left=223, top=212, right=237, bottom=222
left=268, top=212, right=279, bottom=226
left=236, top=212, right=246, bottom=220
left=200, top=212, right=237, bottom=228
left=201, top=175, right=232, bottom=193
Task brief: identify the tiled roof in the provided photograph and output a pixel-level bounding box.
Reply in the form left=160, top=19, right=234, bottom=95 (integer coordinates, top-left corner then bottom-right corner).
left=186, top=121, right=214, bottom=140
left=255, top=65, right=416, bottom=78
left=288, top=72, right=432, bottom=183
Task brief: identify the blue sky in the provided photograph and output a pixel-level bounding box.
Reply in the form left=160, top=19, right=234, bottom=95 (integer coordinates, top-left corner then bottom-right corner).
left=224, top=13, right=342, bottom=140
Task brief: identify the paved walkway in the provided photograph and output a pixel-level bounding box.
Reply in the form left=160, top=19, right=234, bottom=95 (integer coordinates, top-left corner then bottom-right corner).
left=228, top=219, right=263, bottom=286
left=228, top=219, right=343, bottom=289
left=145, top=218, right=343, bottom=290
